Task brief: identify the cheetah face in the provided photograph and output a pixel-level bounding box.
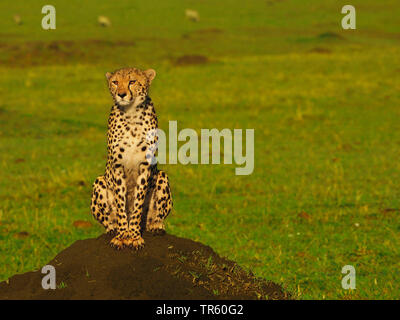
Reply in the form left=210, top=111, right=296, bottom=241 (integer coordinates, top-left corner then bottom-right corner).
left=105, top=68, right=156, bottom=108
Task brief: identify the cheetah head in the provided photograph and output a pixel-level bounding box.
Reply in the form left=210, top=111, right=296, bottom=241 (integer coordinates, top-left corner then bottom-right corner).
left=105, top=67, right=156, bottom=108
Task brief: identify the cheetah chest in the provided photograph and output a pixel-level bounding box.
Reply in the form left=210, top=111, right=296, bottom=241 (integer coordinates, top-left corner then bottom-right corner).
left=119, top=129, right=146, bottom=180
left=115, top=116, right=154, bottom=185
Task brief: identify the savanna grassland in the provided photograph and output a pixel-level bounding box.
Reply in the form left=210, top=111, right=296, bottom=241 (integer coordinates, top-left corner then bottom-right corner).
left=0, top=0, right=399, bottom=299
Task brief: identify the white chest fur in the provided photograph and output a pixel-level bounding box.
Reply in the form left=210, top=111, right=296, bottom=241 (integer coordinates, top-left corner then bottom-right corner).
left=110, top=103, right=156, bottom=184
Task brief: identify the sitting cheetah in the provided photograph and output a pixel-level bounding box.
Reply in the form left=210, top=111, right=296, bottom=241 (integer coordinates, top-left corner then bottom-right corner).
left=91, top=67, right=172, bottom=250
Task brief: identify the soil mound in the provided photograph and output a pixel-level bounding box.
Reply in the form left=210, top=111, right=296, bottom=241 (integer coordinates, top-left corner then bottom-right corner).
left=174, top=55, right=209, bottom=66
left=0, top=232, right=289, bottom=300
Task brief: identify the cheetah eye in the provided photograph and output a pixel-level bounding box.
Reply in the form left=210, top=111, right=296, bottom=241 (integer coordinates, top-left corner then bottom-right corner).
left=129, top=80, right=136, bottom=85
left=112, top=81, right=118, bottom=86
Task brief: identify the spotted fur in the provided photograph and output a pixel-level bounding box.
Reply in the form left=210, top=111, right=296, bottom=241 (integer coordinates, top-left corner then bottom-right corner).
left=91, top=67, right=172, bottom=250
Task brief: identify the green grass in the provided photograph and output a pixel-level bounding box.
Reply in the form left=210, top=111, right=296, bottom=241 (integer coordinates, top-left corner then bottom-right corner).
left=0, top=0, right=399, bottom=299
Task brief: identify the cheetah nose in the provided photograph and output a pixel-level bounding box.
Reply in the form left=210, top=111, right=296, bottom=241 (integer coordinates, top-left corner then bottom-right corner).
left=118, top=92, right=127, bottom=98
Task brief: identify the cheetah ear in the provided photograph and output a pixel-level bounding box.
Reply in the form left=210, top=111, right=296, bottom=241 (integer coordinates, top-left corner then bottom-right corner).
left=105, top=72, right=113, bottom=80
left=144, top=69, right=156, bottom=84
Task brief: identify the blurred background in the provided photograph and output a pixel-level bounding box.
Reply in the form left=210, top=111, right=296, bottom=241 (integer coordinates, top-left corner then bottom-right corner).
left=0, top=0, right=399, bottom=299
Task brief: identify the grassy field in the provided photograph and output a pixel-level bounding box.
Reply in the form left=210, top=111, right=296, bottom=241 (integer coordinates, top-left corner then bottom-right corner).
left=0, top=0, right=399, bottom=299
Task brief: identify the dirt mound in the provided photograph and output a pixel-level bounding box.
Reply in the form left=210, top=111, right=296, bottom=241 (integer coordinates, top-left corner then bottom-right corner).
left=317, top=32, right=345, bottom=40
left=0, top=232, right=289, bottom=300
left=174, top=55, right=209, bottom=66
left=0, top=39, right=135, bottom=67
left=308, top=47, right=332, bottom=54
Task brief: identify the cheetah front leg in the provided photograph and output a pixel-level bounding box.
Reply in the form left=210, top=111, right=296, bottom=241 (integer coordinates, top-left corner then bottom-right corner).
left=146, top=170, right=172, bottom=234
left=108, top=167, right=132, bottom=250
left=91, top=176, right=117, bottom=234
left=125, top=163, right=151, bottom=249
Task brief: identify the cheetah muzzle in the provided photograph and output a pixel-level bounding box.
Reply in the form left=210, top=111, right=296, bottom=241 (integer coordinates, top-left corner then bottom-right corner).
left=91, top=67, right=173, bottom=250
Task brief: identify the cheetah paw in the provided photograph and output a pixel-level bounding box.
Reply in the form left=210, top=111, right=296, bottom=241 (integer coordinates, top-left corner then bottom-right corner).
left=110, top=235, right=125, bottom=250
left=106, top=229, right=117, bottom=236
left=148, top=228, right=166, bottom=236
left=147, top=221, right=165, bottom=236
left=123, top=236, right=145, bottom=250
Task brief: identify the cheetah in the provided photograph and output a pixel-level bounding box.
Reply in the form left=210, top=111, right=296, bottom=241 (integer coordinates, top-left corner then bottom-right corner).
left=91, top=67, right=172, bottom=250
